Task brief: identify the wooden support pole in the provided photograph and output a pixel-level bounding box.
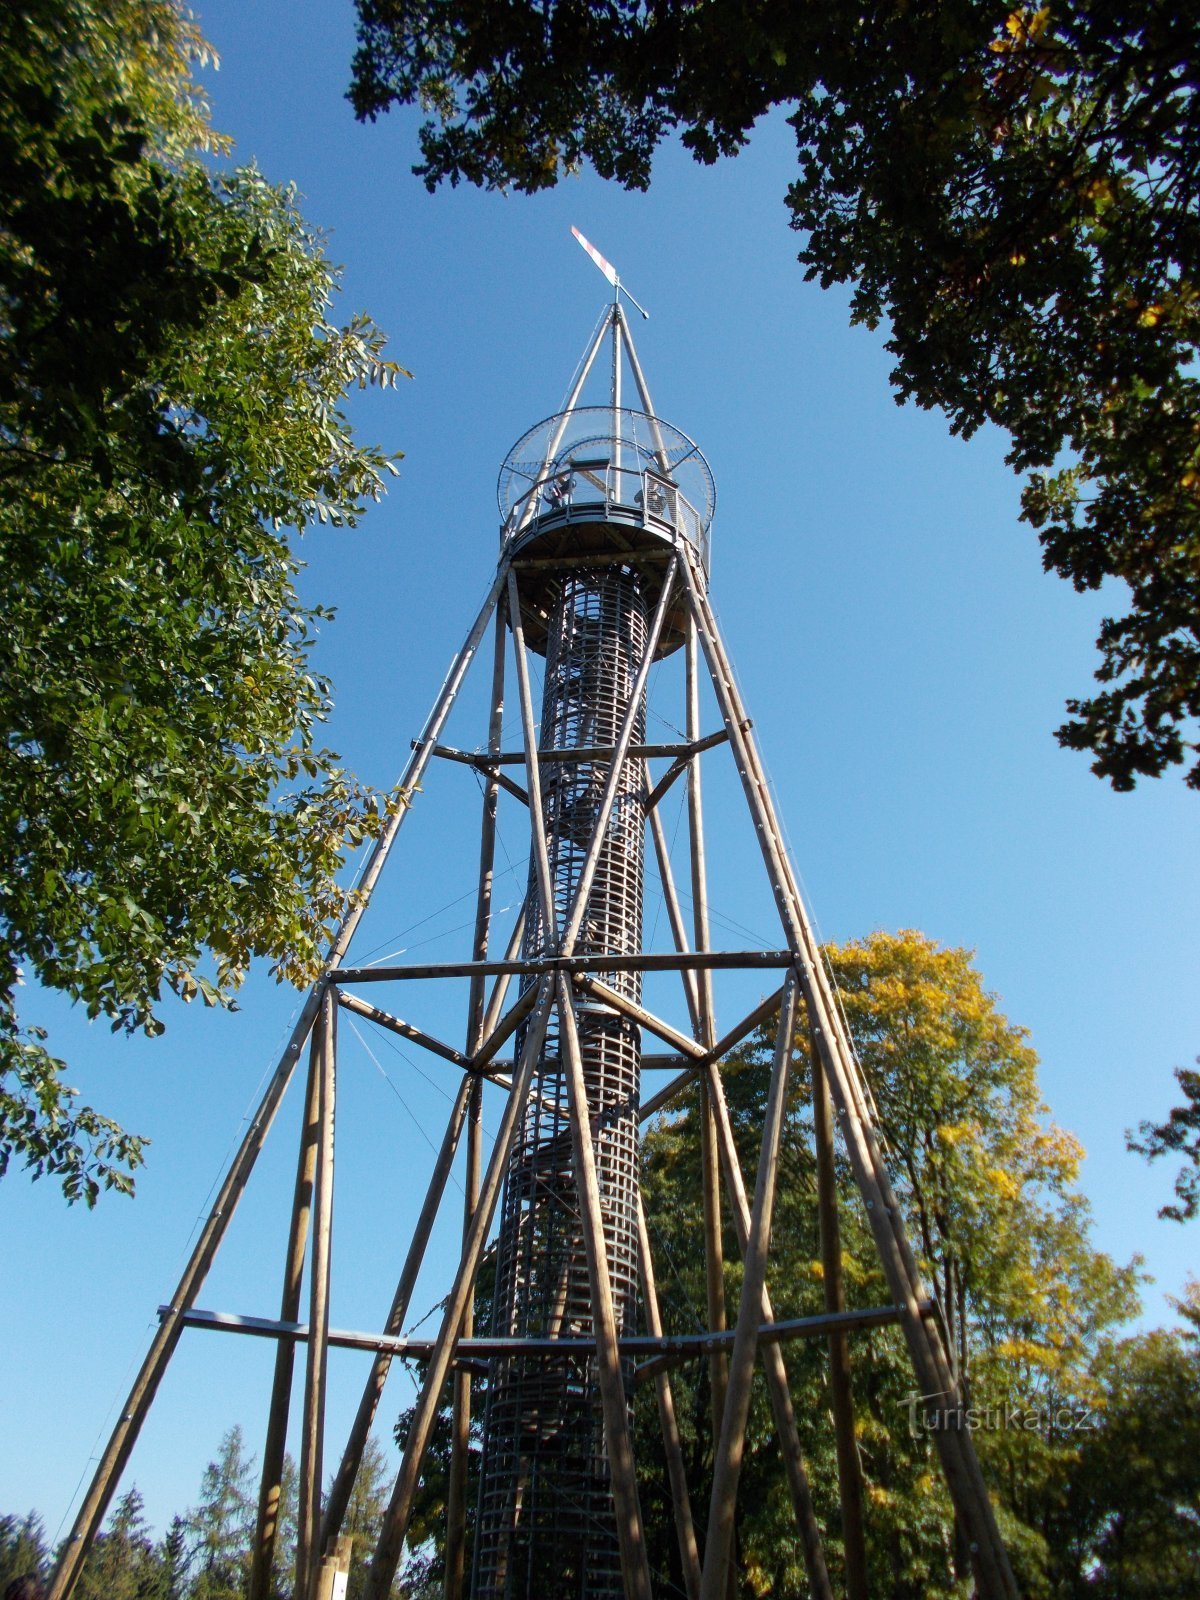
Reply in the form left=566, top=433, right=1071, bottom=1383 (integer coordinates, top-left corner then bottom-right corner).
left=644, top=763, right=702, bottom=1033
left=432, top=732, right=727, bottom=768
left=575, top=974, right=705, bottom=1061
left=677, top=544, right=1018, bottom=1600
left=507, top=569, right=558, bottom=945
left=335, top=991, right=473, bottom=1072
left=555, top=973, right=653, bottom=1600
left=560, top=553, right=678, bottom=957
left=470, top=983, right=540, bottom=1072
left=446, top=591, right=508, bottom=1600
left=686, top=619, right=730, bottom=1497
left=333, top=949, right=792, bottom=984
left=477, top=908, right=527, bottom=1043
left=701, top=1061, right=833, bottom=1600
left=637, top=1198, right=702, bottom=1600
left=249, top=1022, right=323, bottom=1600
left=313, top=1535, right=353, bottom=1600
left=173, top=1297, right=934, bottom=1362
left=47, top=561, right=510, bottom=1600
left=812, top=1039, right=868, bottom=1600
left=643, top=729, right=730, bottom=813
left=363, top=983, right=555, bottom=1600
left=320, top=1075, right=473, bottom=1552
left=296, top=986, right=337, bottom=1600
left=638, top=987, right=786, bottom=1121
left=445, top=1077, right=482, bottom=1600
left=700, top=981, right=797, bottom=1600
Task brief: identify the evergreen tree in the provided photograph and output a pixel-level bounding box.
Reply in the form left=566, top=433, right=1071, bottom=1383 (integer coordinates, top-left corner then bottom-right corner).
left=183, top=1427, right=256, bottom=1600
left=155, top=1517, right=188, bottom=1600
left=343, top=1434, right=401, bottom=1600
left=74, top=1485, right=164, bottom=1600
left=0, top=1511, right=49, bottom=1593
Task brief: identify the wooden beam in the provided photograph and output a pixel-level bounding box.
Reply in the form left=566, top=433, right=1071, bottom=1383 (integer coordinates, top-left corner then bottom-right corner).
left=332, top=949, right=793, bottom=984
left=173, top=1299, right=931, bottom=1361
left=555, top=974, right=652, bottom=1600
left=45, top=560, right=511, bottom=1600
left=700, top=981, right=797, bottom=1600
left=296, top=987, right=337, bottom=1600
left=335, top=991, right=473, bottom=1072
left=812, top=1038, right=868, bottom=1600
left=429, top=732, right=725, bottom=768
left=319, top=1076, right=473, bottom=1553
left=637, top=1197, right=701, bottom=1600
left=678, top=541, right=1019, bottom=1600
left=249, top=1013, right=323, bottom=1600
left=362, top=983, right=555, bottom=1600
left=574, top=975, right=706, bottom=1061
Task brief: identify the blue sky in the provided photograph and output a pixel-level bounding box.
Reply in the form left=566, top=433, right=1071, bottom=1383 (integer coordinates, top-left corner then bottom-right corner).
left=2, top=0, right=1197, bottom=1547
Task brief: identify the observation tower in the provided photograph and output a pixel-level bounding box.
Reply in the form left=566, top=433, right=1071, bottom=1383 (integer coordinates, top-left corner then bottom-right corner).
left=49, top=241, right=1020, bottom=1600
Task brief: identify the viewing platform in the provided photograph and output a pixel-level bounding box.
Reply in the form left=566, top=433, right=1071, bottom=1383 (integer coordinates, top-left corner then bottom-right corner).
left=498, top=404, right=715, bottom=657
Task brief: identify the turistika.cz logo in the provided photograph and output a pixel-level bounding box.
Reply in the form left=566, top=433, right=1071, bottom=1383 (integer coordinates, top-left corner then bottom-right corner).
left=906, top=1391, right=1099, bottom=1437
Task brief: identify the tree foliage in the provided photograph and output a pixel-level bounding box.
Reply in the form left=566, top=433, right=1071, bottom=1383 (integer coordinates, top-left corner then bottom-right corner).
left=182, top=1427, right=256, bottom=1600
left=0, top=1511, right=51, bottom=1596
left=636, top=931, right=1142, bottom=1596
left=352, top=0, right=1200, bottom=789
left=1127, top=1059, right=1200, bottom=1221
left=1, top=0, right=406, bottom=1201
left=75, top=1486, right=167, bottom=1600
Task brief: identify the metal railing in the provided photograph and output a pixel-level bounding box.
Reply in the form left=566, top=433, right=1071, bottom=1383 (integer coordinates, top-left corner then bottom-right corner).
left=501, top=463, right=709, bottom=573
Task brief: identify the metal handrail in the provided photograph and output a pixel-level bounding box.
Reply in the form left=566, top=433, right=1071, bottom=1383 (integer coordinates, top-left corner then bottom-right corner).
left=500, top=465, right=704, bottom=564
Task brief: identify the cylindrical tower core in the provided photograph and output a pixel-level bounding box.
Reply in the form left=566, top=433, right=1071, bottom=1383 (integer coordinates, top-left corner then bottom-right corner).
left=472, top=400, right=713, bottom=1597
left=473, top=562, right=648, bottom=1600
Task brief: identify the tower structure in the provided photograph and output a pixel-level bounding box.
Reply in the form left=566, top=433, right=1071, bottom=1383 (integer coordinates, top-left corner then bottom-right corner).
left=48, top=268, right=1021, bottom=1600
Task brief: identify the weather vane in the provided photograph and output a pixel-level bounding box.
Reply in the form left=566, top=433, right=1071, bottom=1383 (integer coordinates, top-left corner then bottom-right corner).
left=571, top=225, right=650, bottom=319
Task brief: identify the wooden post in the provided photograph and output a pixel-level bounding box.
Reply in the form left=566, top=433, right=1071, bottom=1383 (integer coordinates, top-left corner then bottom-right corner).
left=812, top=1038, right=868, bottom=1600
left=363, top=982, right=555, bottom=1600
left=677, top=544, right=1019, bottom=1600
left=637, top=1198, right=702, bottom=1600
left=249, top=1019, right=323, bottom=1600
left=313, top=1534, right=353, bottom=1600
left=558, top=553, right=678, bottom=956
left=47, top=562, right=510, bottom=1600
left=444, top=1078, right=481, bottom=1600
left=684, top=620, right=733, bottom=1527
left=701, top=1059, right=833, bottom=1599
left=320, top=1074, right=473, bottom=1552
left=644, top=763, right=702, bottom=1033
left=445, top=584, right=508, bottom=1600
left=296, top=986, right=337, bottom=1600
left=700, top=982, right=797, bottom=1599
left=506, top=569, right=557, bottom=942
left=555, top=973, right=653, bottom=1600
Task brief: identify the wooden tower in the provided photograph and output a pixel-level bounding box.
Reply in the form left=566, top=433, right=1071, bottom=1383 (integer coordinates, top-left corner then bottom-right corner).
left=48, top=263, right=1020, bottom=1600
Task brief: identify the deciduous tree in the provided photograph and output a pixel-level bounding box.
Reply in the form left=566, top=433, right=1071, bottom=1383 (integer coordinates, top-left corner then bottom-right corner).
left=352, top=0, right=1200, bottom=789
left=1128, top=1060, right=1200, bottom=1222
left=1, top=0, right=405, bottom=1201
left=637, top=931, right=1139, bottom=1595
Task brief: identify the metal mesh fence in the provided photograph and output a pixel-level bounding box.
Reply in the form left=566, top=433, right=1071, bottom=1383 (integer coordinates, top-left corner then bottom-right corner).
left=472, top=563, right=649, bottom=1600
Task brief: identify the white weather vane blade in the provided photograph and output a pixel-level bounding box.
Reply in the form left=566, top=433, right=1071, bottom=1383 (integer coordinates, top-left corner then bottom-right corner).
left=571, top=225, right=618, bottom=288
left=571, top=225, right=649, bottom=318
